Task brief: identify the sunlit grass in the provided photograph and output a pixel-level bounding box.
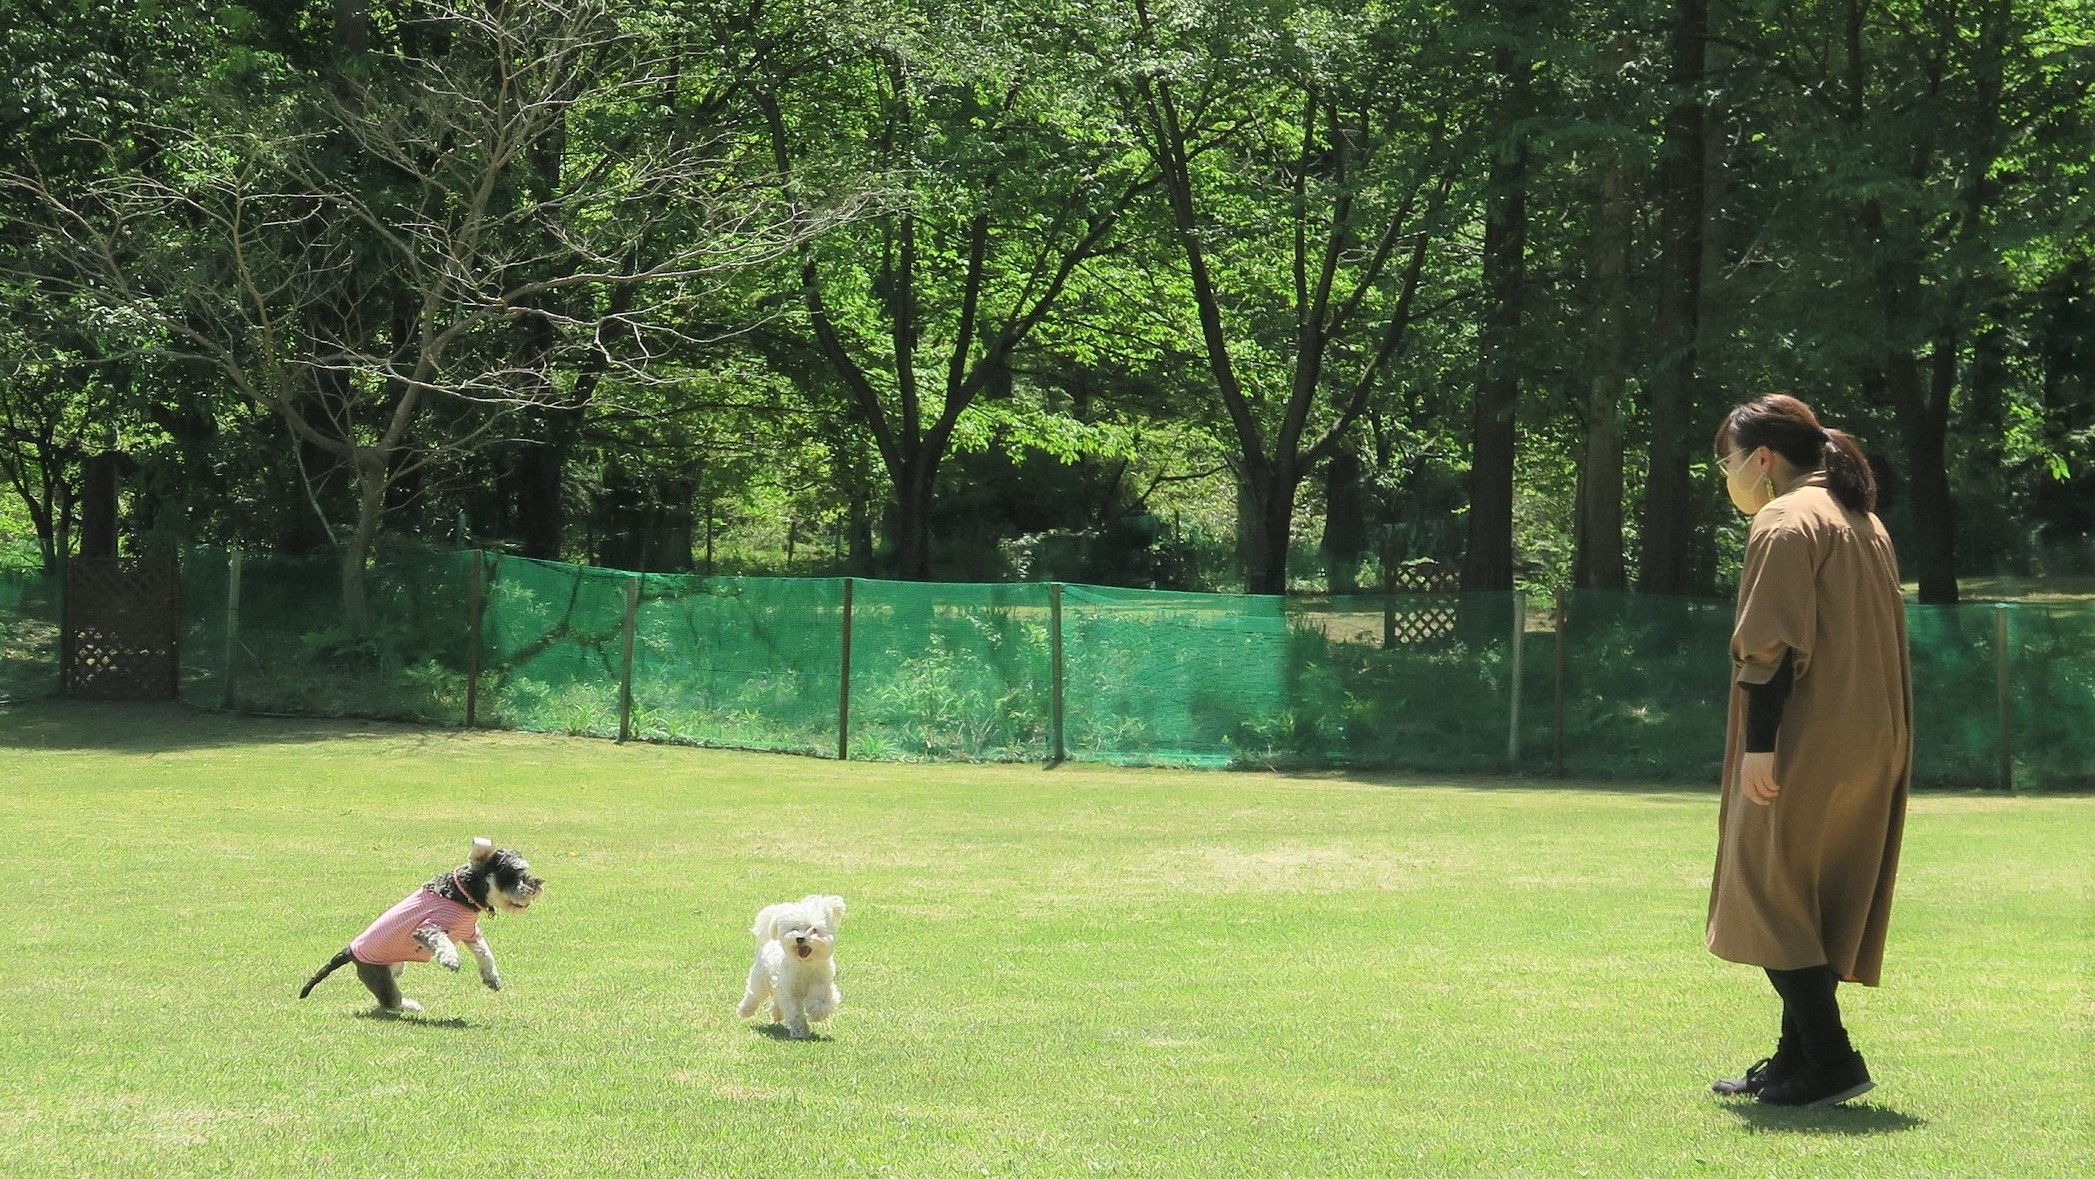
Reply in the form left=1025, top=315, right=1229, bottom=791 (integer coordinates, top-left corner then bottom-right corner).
left=1, top=702, right=2086, bottom=1178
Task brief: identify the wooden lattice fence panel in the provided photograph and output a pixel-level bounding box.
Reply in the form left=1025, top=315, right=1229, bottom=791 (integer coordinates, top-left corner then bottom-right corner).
left=63, top=556, right=180, bottom=701
left=1382, top=561, right=1459, bottom=647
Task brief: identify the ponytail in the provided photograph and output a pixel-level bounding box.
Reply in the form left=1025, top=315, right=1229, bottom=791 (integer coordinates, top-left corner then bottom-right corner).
left=1821, top=428, right=1876, bottom=515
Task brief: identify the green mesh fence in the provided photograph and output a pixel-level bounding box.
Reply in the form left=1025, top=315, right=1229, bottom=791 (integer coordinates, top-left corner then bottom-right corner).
left=177, top=549, right=471, bottom=723
left=846, top=580, right=1052, bottom=762
left=2007, top=604, right=2095, bottom=790
left=1285, top=592, right=1532, bottom=773
left=1552, top=592, right=2095, bottom=790
left=1061, top=589, right=1532, bottom=770
left=179, top=547, right=229, bottom=704
left=1904, top=604, right=2003, bottom=789
left=479, top=555, right=631, bottom=738
left=1555, top=590, right=1734, bottom=782
left=1061, top=586, right=1289, bottom=766
left=4, top=549, right=2087, bottom=787
left=629, top=573, right=845, bottom=755
left=0, top=569, right=61, bottom=702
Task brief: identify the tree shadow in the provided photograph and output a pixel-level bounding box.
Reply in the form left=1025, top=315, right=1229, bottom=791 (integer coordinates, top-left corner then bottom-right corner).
left=1722, top=1099, right=1926, bottom=1136
left=1289, top=764, right=1717, bottom=797
left=0, top=699, right=451, bottom=754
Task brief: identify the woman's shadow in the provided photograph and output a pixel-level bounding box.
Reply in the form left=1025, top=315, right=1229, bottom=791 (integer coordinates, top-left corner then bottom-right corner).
left=1724, top=1100, right=1926, bottom=1136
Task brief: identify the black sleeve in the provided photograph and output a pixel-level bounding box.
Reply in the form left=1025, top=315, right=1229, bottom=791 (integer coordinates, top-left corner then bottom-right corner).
left=1741, top=647, right=1795, bottom=754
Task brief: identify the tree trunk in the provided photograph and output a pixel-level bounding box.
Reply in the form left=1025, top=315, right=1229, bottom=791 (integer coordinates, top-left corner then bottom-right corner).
left=54, top=480, right=73, bottom=575
left=340, top=452, right=386, bottom=631
left=333, top=0, right=369, bottom=58
left=1244, top=468, right=1297, bottom=596
left=886, top=453, right=936, bottom=580
left=77, top=451, right=121, bottom=559
left=1638, top=0, right=1708, bottom=596
left=1321, top=449, right=1366, bottom=594
left=1235, top=471, right=1264, bottom=589
left=27, top=461, right=59, bottom=572
left=1575, top=146, right=1632, bottom=591
left=847, top=494, right=874, bottom=572
left=1574, top=406, right=1627, bottom=591
left=1888, top=347, right=1959, bottom=603
left=510, top=434, right=567, bottom=561
left=1461, top=104, right=1526, bottom=593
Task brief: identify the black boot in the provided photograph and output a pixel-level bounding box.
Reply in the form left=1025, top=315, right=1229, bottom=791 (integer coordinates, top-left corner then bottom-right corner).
left=1756, top=966, right=1872, bottom=1106
left=1711, top=1037, right=1800, bottom=1097
left=1756, top=1047, right=1874, bottom=1107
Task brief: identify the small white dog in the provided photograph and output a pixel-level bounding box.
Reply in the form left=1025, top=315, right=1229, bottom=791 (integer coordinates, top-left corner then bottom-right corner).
left=736, top=894, right=846, bottom=1040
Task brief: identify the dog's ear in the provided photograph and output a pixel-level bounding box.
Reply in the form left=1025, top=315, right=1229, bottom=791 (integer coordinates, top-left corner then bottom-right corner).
left=751, top=905, right=780, bottom=942
left=820, top=896, right=846, bottom=928
left=470, top=837, right=495, bottom=863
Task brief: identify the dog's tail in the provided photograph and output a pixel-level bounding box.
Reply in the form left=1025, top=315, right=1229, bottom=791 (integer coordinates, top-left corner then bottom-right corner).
left=299, top=949, right=355, bottom=998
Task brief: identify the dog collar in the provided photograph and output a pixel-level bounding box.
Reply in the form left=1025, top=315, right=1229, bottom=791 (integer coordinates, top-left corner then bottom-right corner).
left=450, top=870, right=494, bottom=914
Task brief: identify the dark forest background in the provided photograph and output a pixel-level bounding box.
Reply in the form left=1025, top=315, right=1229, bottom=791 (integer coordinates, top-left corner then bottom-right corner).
left=3, top=0, right=2089, bottom=609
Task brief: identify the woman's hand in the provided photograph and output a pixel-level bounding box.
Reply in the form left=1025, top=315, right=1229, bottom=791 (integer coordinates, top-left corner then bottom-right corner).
left=1739, top=751, right=1780, bottom=805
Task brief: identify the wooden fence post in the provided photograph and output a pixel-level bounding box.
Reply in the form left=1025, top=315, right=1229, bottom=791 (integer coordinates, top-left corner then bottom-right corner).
left=838, top=578, right=855, bottom=760
left=221, top=550, right=242, bottom=710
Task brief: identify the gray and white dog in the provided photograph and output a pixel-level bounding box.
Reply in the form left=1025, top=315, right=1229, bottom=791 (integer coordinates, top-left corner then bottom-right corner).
left=300, top=838, right=544, bottom=1012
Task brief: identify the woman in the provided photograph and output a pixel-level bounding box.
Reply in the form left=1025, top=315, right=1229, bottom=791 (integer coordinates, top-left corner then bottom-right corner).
left=1705, top=394, right=1912, bottom=1108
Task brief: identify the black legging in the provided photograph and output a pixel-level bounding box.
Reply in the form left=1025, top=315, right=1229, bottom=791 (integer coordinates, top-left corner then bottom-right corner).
left=1765, top=964, right=1851, bottom=1062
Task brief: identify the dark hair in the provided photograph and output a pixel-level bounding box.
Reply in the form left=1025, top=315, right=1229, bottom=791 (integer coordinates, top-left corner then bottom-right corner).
left=1713, top=394, right=1876, bottom=514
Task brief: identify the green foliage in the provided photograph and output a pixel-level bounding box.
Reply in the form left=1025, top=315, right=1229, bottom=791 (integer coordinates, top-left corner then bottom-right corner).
left=3, top=0, right=2091, bottom=595
left=0, top=571, right=60, bottom=701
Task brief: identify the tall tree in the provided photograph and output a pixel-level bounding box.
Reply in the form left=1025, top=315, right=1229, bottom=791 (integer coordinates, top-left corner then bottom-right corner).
left=1110, top=0, right=1461, bottom=594
left=755, top=0, right=1153, bottom=578
left=1460, top=0, right=1536, bottom=593
left=1564, top=24, right=1652, bottom=594
left=0, top=303, right=94, bottom=570
left=6, top=0, right=811, bottom=622
left=1724, top=0, right=2095, bottom=602
left=1572, top=142, right=1635, bottom=591
left=1637, top=0, right=1708, bottom=595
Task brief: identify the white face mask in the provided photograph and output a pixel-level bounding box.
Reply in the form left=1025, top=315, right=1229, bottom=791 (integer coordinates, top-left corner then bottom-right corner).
left=1721, top=446, right=1772, bottom=516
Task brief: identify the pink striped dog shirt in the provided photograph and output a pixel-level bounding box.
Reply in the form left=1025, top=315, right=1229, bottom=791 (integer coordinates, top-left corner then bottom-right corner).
left=349, top=887, right=483, bottom=966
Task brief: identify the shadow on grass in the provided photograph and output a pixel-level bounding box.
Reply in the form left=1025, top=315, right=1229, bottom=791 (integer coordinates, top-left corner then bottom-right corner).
left=352, top=1008, right=475, bottom=1031
left=749, top=1023, right=830, bottom=1043
left=1270, top=764, right=1718, bottom=797
left=0, top=699, right=447, bottom=754
left=1722, top=1099, right=1926, bottom=1136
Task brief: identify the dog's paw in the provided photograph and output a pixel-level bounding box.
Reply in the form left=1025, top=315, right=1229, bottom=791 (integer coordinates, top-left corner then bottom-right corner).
left=396, top=998, right=425, bottom=1014
left=787, top=1024, right=811, bottom=1040
left=436, top=949, right=462, bottom=971
left=481, top=973, right=501, bottom=992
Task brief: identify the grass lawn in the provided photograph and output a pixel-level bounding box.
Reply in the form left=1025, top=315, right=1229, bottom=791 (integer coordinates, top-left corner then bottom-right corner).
left=1906, top=574, right=2095, bottom=603
left=1, top=702, right=2087, bottom=1178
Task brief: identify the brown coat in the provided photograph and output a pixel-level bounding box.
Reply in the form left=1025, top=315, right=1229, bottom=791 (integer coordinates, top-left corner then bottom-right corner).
left=1706, top=472, right=1912, bottom=986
